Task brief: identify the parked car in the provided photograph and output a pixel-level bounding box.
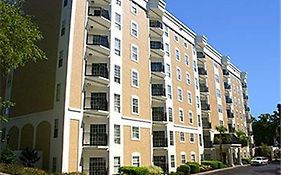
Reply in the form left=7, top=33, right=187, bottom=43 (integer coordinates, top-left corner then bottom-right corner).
left=250, top=157, right=269, bottom=166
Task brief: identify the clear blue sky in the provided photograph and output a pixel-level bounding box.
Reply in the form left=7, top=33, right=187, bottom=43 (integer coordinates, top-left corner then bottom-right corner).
left=165, top=0, right=281, bottom=117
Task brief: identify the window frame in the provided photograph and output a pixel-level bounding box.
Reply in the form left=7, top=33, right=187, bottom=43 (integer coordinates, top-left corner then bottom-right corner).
left=131, top=96, right=139, bottom=115
left=131, top=127, right=140, bottom=140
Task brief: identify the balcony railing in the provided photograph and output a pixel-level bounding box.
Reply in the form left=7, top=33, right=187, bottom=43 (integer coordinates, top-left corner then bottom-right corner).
left=153, top=137, right=168, bottom=147
left=84, top=97, right=108, bottom=111
left=152, top=107, right=167, bottom=122
left=151, top=62, right=165, bottom=73
left=149, top=20, right=163, bottom=29
left=198, top=67, right=207, bottom=76
left=85, top=64, right=109, bottom=79
left=243, top=94, right=249, bottom=99
left=242, top=83, right=247, bottom=88
left=150, top=41, right=164, bottom=50
left=152, top=84, right=166, bottom=96
left=88, top=7, right=110, bottom=20
left=245, top=106, right=250, bottom=111
left=227, top=110, right=234, bottom=118
left=200, top=84, right=209, bottom=93
left=201, top=101, right=210, bottom=111
left=83, top=132, right=108, bottom=146
left=87, top=35, right=109, bottom=48
left=223, top=69, right=230, bottom=76
left=197, top=52, right=205, bottom=58
left=224, top=82, right=231, bottom=90
left=225, top=96, right=233, bottom=104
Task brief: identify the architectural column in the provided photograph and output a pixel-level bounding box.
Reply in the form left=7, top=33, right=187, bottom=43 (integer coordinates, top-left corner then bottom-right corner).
left=229, top=148, right=234, bottom=166
left=238, top=147, right=242, bottom=165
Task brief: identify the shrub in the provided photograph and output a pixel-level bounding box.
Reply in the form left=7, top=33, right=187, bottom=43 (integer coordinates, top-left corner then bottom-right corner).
left=201, top=160, right=225, bottom=169
left=169, top=172, right=184, bottom=175
left=199, top=164, right=212, bottom=172
left=19, top=148, right=40, bottom=167
left=119, top=166, right=149, bottom=175
left=242, top=158, right=251, bottom=164
left=176, top=164, right=190, bottom=175
left=146, top=165, right=163, bottom=175
left=186, top=162, right=200, bottom=174
left=0, top=148, right=17, bottom=164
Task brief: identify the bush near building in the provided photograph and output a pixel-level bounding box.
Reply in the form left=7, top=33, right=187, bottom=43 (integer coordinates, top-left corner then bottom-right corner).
left=119, top=166, right=163, bottom=175
left=201, top=160, right=225, bottom=169
left=242, top=158, right=252, bottom=164
left=185, top=162, right=200, bottom=174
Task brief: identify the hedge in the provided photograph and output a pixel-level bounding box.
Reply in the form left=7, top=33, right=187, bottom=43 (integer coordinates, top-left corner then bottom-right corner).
left=186, top=162, right=200, bottom=174
left=201, top=160, right=225, bottom=169
left=242, top=158, right=251, bottom=164
left=119, top=166, right=149, bottom=175
left=176, top=164, right=190, bottom=175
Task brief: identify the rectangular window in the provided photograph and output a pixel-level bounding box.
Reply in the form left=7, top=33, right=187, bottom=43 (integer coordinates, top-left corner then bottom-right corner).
left=176, top=68, right=182, bottom=81
left=166, top=64, right=171, bottom=77
left=191, top=154, right=196, bottom=162
left=164, top=25, right=169, bottom=37
left=179, top=109, right=184, bottom=122
left=170, top=131, right=174, bottom=145
left=63, top=0, right=68, bottom=7
left=56, top=83, right=61, bottom=102
left=198, top=115, right=201, bottom=127
left=165, top=43, right=170, bottom=56
left=115, top=13, right=121, bottom=30
left=115, top=38, right=121, bottom=56
left=187, top=92, right=192, bottom=104
left=131, top=70, right=139, bottom=87
left=216, top=89, right=221, bottom=98
left=186, top=73, right=191, bottom=85
left=132, top=156, right=140, bottom=167
left=174, top=33, right=179, bottom=42
left=178, top=88, right=183, bottom=102
left=184, top=41, right=188, bottom=48
left=181, top=154, right=186, bottom=164
left=114, top=157, right=121, bottom=174
left=89, top=158, right=106, bottom=175
left=114, top=125, right=121, bottom=144
left=193, top=60, right=197, bottom=72
left=199, top=134, right=202, bottom=146
left=168, top=107, right=173, bottom=122
left=131, top=21, right=138, bottom=37
left=215, top=74, right=220, bottom=83
left=190, top=133, right=195, bottom=143
left=114, top=94, right=121, bottom=113
left=114, top=65, right=121, bottom=83
left=131, top=45, right=138, bottom=61
left=58, top=50, right=64, bottom=68
left=180, top=132, right=185, bottom=142
left=54, top=119, right=58, bottom=138
left=167, top=85, right=172, bottom=99
left=131, top=2, right=138, bottom=15
left=52, top=157, right=57, bottom=172
left=132, top=126, right=140, bottom=140
left=61, top=20, right=66, bottom=36
left=185, top=54, right=189, bottom=65
left=195, top=78, right=199, bottom=90
left=132, top=97, right=139, bottom=114
left=196, top=96, right=200, bottom=108
left=175, top=49, right=180, bottom=61
left=218, top=104, right=223, bottom=113
left=189, top=112, right=193, bottom=124
left=171, top=155, right=175, bottom=168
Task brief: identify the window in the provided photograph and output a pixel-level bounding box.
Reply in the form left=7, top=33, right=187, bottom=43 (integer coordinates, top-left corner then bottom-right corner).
left=114, top=157, right=121, bottom=173
left=114, top=94, right=121, bottom=113
left=185, top=54, right=189, bottom=65
left=114, top=65, right=121, bottom=83
left=220, top=120, right=224, bottom=126
left=169, top=131, right=174, bottom=145
left=168, top=107, right=173, bottom=122
left=58, top=50, right=64, bottom=68
left=131, top=45, right=138, bottom=61
left=131, top=2, right=138, bottom=15
left=196, top=96, right=200, bottom=108
left=54, top=119, right=58, bottom=138
left=56, top=83, right=61, bottom=102
left=167, top=85, right=172, bottom=99
left=165, top=43, right=170, bottom=56
left=180, top=132, right=185, bottom=142
left=115, top=13, right=121, bottom=30
left=195, top=78, right=199, bottom=90
left=115, top=38, right=121, bottom=56
left=191, top=154, right=196, bottom=162
left=216, top=89, right=221, bottom=98
left=179, top=109, right=184, bottom=122
left=176, top=67, right=182, bottom=81
left=187, top=92, right=192, bottom=104
left=175, top=49, right=180, bottom=61
left=184, top=40, right=188, bottom=48
left=174, top=33, right=179, bottom=42
left=132, top=127, right=140, bottom=140
left=215, top=74, right=220, bottom=83
left=164, top=25, right=169, bottom=37
left=189, top=112, right=193, bottom=124
left=186, top=73, right=191, bottom=85
left=63, top=0, right=68, bottom=7
left=132, top=155, right=140, bottom=167
left=218, top=104, right=223, bottom=113
left=166, top=64, right=171, bottom=77
left=114, top=125, right=121, bottom=144
left=198, top=115, right=201, bottom=127
left=181, top=153, right=186, bottom=164
left=199, top=134, right=202, bottom=146
left=52, top=157, right=57, bottom=172
left=190, top=133, right=195, bottom=143
left=193, top=60, right=197, bottom=72
left=116, top=0, right=121, bottom=6
left=177, top=88, right=183, bottom=102
left=171, top=155, right=175, bottom=168
left=61, top=20, right=66, bottom=36
left=132, top=97, right=139, bottom=114
left=131, top=21, right=138, bottom=37
left=131, top=70, right=139, bottom=87
left=213, top=62, right=218, bottom=69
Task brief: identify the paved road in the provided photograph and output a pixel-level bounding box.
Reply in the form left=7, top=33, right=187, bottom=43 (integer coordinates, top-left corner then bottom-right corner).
left=209, top=162, right=281, bottom=175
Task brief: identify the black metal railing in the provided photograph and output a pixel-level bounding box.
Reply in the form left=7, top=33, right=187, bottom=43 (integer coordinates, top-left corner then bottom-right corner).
left=83, top=132, right=108, bottom=146
left=152, top=84, right=166, bottom=96
left=242, top=83, right=247, bottom=88
left=153, top=137, right=168, bottom=147
left=227, top=110, right=234, bottom=118
left=151, top=62, right=165, bottom=73
left=150, top=41, right=164, bottom=50
left=224, top=82, right=231, bottom=90
left=223, top=69, right=230, bottom=76
left=152, top=107, right=167, bottom=122
left=225, top=96, right=233, bottom=104
left=84, top=97, right=108, bottom=111
left=85, top=64, right=109, bottom=79
left=88, top=7, right=110, bottom=20
left=243, top=94, right=249, bottom=99
left=200, top=84, right=209, bottom=93
left=198, top=67, right=207, bottom=75
left=149, top=20, right=163, bottom=29
left=245, top=106, right=250, bottom=111
left=87, top=35, right=109, bottom=48
left=197, top=52, right=205, bottom=58
left=201, top=101, right=210, bottom=111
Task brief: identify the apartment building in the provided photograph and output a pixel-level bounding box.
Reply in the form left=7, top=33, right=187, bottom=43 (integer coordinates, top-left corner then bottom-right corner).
left=1, top=0, right=253, bottom=174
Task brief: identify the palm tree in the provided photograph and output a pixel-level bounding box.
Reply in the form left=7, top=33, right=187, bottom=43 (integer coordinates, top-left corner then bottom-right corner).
left=216, top=125, right=227, bottom=161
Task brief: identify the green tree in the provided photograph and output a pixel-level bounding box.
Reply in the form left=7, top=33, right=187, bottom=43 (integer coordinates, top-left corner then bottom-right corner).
left=216, top=126, right=227, bottom=161
left=0, top=147, right=17, bottom=164
left=235, top=130, right=249, bottom=147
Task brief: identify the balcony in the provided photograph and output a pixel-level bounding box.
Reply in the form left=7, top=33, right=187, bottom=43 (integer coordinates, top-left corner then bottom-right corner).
left=227, top=110, right=234, bottom=118
left=150, top=20, right=163, bottom=37
left=150, top=41, right=164, bottom=57
left=152, top=84, right=166, bottom=102
left=86, top=35, right=110, bottom=57
left=242, top=83, right=248, bottom=89
left=223, top=69, right=230, bottom=77
left=153, top=132, right=168, bottom=148
left=85, top=63, right=109, bottom=86
left=89, top=0, right=111, bottom=6
left=201, top=101, right=210, bottom=111
left=243, top=94, right=249, bottom=100
left=88, top=7, right=111, bottom=30
left=224, top=82, right=231, bottom=90
left=245, top=106, right=250, bottom=111
left=198, top=67, right=208, bottom=77
left=149, top=0, right=166, bottom=17
left=202, top=119, right=211, bottom=129
left=151, top=62, right=165, bottom=78
left=200, top=84, right=209, bottom=94
left=225, top=96, right=233, bottom=104
left=152, top=107, right=167, bottom=123
left=83, top=132, right=108, bottom=148
left=84, top=94, right=109, bottom=116
left=197, top=52, right=206, bottom=62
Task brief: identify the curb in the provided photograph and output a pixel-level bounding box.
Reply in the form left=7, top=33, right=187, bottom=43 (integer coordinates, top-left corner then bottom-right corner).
left=195, top=165, right=250, bottom=175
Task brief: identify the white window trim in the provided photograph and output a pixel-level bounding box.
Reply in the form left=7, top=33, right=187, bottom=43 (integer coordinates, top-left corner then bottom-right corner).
left=131, top=20, right=138, bottom=38
left=190, top=151, right=196, bottom=162
left=174, top=33, right=179, bottom=42
left=131, top=95, right=140, bottom=115
left=176, top=67, right=182, bottom=81
left=131, top=126, right=140, bottom=140
left=131, top=44, right=139, bottom=62
left=187, top=91, right=192, bottom=105
left=189, top=110, right=193, bottom=124
left=179, top=108, right=184, bottom=123
left=190, top=133, right=195, bottom=143
left=186, top=72, right=191, bottom=85
left=131, top=152, right=141, bottom=167
left=184, top=54, right=189, bottom=66
left=180, top=152, right=186, bottom=164
left=179, top=132, right=185, bottom=143
left=175, top=48, right=180, bottom=61
left=131, top=69, right=139, bottom=88
left=177, top=87, right=183, bottom=102
left=131, top=2, right=138, bottom=15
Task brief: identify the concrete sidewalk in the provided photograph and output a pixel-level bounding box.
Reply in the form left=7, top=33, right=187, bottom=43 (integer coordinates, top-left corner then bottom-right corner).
left=195, top=165, right=250, bottom=175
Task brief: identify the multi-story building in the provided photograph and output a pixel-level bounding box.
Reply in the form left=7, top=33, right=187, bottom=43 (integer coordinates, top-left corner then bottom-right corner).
left=0, top=0, right=253, bottom=174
